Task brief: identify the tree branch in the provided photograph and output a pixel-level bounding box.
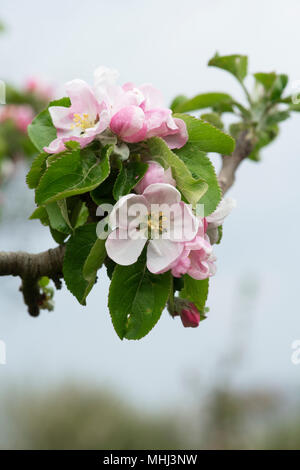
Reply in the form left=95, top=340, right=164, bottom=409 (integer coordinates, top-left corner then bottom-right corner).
left=218, top=130, right=254, bottom=194
left=0, top=245, right=65, bottom=316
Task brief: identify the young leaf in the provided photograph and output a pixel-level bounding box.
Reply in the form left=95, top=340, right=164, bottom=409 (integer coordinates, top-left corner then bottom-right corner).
left=254, top=72, right=277, bottom=91
left=147, top=137, right=208, bottom=206
left=36, top=145, right=112, bottom=205
left=170, top=94, right=188, bottom=112
left=28, top=97, right=71, bottom=152
left=63, top=223, right=99, bottom=305
left=208, top=53, right=248, bottom=81
left=172, top=92, right=233, bottom=113
left=113, top=161, right=148, bottom=200
left=108, top=253, right=172, bottom=340
left=180, top=276, right=209, bottom=312
left=26, top=152, right=48, bottom=189
left=270, top=74, right=288, bottom=101
left=174, top=113, right=235, bottom=155
left=175, top=144, right=221, bottom=216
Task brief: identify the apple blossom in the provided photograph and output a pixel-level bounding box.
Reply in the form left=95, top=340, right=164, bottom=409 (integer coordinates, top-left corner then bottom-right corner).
left=44, top=79, right=110, bottom=154
left=0, top=104, right=34, bottom=133
left=94, top=66, right=188, bottom=148
left=105, top=183, right=198, bottom=274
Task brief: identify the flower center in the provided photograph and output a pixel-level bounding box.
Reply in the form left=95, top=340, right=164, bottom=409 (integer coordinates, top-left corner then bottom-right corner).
left=71, top=113, right=96, bottom=132
left=147, top=211, right=167, bottom=238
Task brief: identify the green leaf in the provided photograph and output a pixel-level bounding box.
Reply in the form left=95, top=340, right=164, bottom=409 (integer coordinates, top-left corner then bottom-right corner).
left=29, top=206, right=49, bottom=226
left=108, top=252, right=172, bottom=340
left=170, top=94, right=188, bottom=112
left=82, top=238, right=106, bottom=283
left=265, top=110, right=290, bottom=126
left=35, top=145, right=112, bottom=205
left=26, top=152, right=48, bottom=189
left=172, top=92, right=233, bottom=113
left=289, top=102, right=300, bottom=112
left=147, top=137, right=208, bottom=206
left=175, top=144, right=221, bottom=216
left=270, top=74, right=288, bottom=101
left=254, top=72, right=277, bottom=90
left=63, top=223, right=98, bottom=304
left=174, top=113, right=235, bottom=154
left=45, top=202, right=72, bottom=234
left=208, top=53, right=248, bottom=81
left=200, top=112, right=224, bottom=130
left=113, top=161, right=148, bottom=200
left=28, top=97, right=71, bottom=152
left=180, top=275, right=209, bottom=312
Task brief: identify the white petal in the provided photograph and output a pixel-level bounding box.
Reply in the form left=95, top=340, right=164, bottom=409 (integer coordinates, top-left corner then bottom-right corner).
left=147, top=239, right=183, bottom=274
left=105, top=228, right=146, bottom=265
left=206, top=197, right=236, bottom=228
left=109, top=194, right=148, bottom=230
left=143, top=183, right=181, bottom=205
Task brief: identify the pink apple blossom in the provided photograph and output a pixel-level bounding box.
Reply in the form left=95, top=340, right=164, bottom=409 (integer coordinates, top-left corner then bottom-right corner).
left=94, top=66, right=188, bottom=148
left=25, top=77, right=54, bottom=101
left=0, top=105, right=34, bottom=133
left=44, top=79, right=110, bottom=154
left=105, top=183, right=198, bottom=274
left=166, top=218, right=216, bottom=280
left=135, top=161, right=175, bottom=194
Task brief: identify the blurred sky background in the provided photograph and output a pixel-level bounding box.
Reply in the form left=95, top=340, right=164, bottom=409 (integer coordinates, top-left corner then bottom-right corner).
left=0, top=0, right=300, bottom=411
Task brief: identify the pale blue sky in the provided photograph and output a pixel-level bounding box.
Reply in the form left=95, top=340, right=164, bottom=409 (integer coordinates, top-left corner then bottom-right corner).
left=0, top=0, right=300, bottom=408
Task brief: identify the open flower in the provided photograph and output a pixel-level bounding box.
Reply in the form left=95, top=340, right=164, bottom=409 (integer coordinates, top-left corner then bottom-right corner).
left=105, top=183, right=198, bottom=274
left=135, top=161, right=175, bottom=194
left=44, top=79, right=109, bottom=154
left=94, top=67, right=188, bottom=148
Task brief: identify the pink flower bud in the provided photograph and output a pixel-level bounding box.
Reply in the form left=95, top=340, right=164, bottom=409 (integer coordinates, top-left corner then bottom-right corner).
left=173, top=298, right=201, bottom=328
left=180, top=303, right=201, bottom=328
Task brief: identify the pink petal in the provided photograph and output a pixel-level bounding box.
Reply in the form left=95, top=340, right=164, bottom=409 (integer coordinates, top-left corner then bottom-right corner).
left=110, top=105, right=147, bottom=142
left=162, top=118, right=188, bottom=149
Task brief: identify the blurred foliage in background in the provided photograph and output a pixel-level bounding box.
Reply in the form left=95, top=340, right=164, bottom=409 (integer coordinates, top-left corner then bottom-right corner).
left=0, top=382, right=300, bottom=449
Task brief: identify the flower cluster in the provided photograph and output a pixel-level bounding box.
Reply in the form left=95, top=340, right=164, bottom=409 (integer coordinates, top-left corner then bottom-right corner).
left=105, top=161, right=235, bottom=283
left=44, top=67, right=188, bottom=154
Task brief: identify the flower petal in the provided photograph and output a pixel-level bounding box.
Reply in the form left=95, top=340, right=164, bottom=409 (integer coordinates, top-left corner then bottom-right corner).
left=206, top=197, right=236, bottom=228
left=110, top=105, right=147, bottom=142
left=105, top=228, right=146, bottom=266
left=143, top=183, right=181, bottom=205
left=109, top=193, right=149, bottom=230
left=147, top=239, right=183, bottom=273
